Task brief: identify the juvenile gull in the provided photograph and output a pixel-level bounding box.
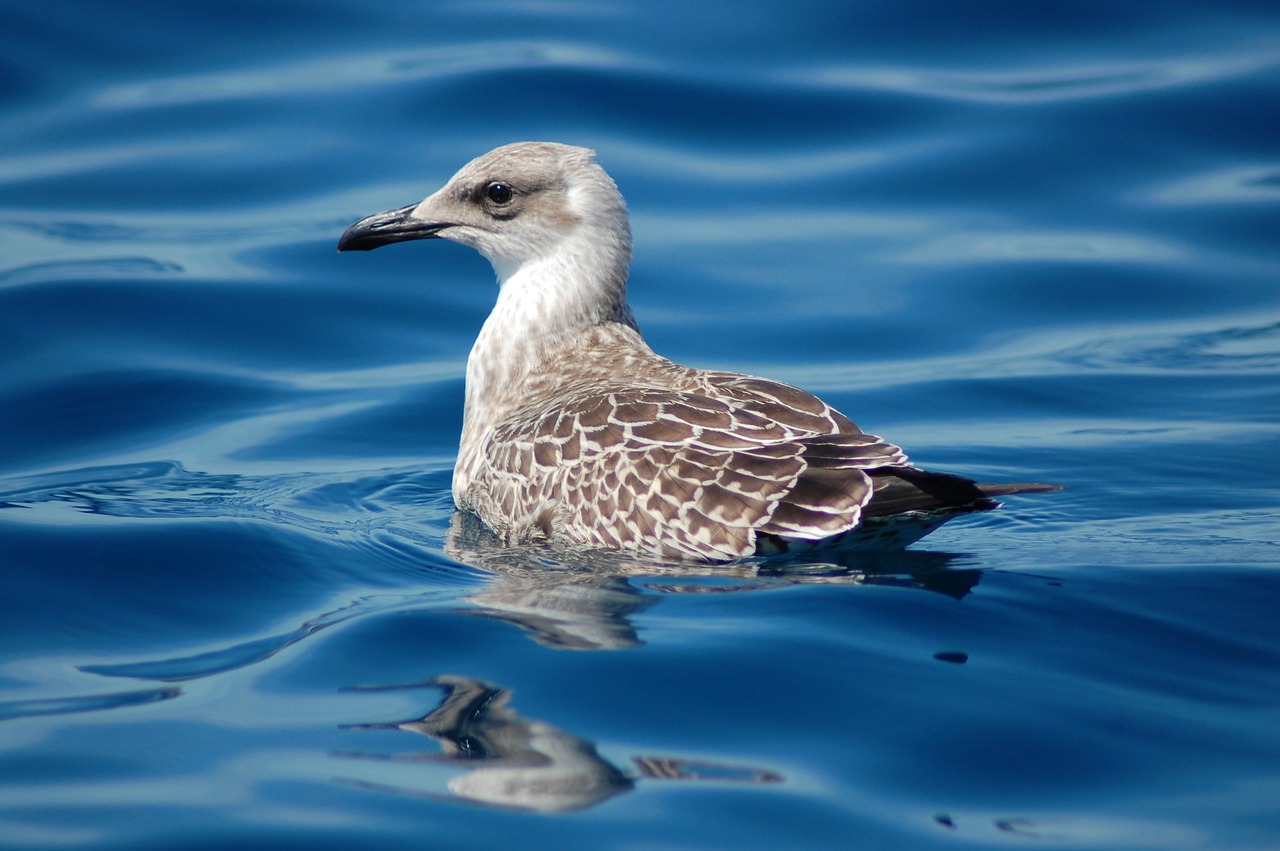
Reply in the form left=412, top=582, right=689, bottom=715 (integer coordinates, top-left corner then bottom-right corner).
left=339, top=142, right=1059, bottom=561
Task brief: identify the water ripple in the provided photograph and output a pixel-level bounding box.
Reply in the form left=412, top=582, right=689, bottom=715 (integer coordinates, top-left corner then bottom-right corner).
left=0, top=256, right=182, bottom=287
left=93, top=42, right=645, bottom=109
left=799, top=50, right=1280, bottom=102
left=773, top=317, right=1280, bottom=397
left=897, top=230, right=1182, bottom=264
left=0, top=209, right=343, bottom=246
left=1144, top=163, right=1280, bottom=205
left=1053, top=319, right=1280, bottom=373
left=0, top=686, right=180, bottom=721
left=0, top=461, right=453, bottom=544
left=79, top=591, right=467, bottom=683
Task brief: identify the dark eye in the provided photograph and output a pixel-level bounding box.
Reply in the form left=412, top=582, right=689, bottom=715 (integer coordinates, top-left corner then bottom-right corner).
left=485, top=182, right=514, bottom=205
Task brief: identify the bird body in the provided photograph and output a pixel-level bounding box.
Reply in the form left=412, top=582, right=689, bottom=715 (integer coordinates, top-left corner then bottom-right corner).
left=339, top=142, right=1058, bottom=561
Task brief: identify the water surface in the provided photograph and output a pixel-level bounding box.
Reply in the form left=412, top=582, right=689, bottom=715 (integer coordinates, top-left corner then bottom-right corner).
left=2, top=2, right=1279, bottom=849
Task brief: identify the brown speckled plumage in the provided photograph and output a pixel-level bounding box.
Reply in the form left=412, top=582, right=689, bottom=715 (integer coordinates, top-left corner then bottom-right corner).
left=339, top=142, right=1059, bottom=561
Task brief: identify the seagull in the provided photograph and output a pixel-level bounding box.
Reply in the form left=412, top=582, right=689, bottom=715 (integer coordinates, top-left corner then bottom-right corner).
left=339, top=142, right=1059, bottom=561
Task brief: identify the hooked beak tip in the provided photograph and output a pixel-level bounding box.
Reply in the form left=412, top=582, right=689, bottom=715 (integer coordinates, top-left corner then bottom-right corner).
left=337, top=204, right=448, bottom=252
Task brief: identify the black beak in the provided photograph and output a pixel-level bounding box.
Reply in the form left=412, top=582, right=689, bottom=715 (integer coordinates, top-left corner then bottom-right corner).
left=337, top=204, right=450, bottom=252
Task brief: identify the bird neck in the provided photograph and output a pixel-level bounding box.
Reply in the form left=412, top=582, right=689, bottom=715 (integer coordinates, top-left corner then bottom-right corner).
left=458, top=223, right=634, bottom=467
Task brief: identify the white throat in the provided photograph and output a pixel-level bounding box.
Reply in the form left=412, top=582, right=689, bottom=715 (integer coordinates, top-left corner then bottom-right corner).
left=454, top=222, right=632, bottom=498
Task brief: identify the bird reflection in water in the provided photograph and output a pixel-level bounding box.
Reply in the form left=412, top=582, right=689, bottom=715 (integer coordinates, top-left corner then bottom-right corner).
left=330, top=520, right=985, bottom=809
left=335, top=675, right=782, bottom=813
left=444, top=511, right=983, bottom=651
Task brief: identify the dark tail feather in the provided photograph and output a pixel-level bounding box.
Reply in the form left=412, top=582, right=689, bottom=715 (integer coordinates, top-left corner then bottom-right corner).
left=864, top=469, right=1062, bottom=519
left=863, top=469, right=988, bottom=518
left=976, top=481, right=1064, bottom=498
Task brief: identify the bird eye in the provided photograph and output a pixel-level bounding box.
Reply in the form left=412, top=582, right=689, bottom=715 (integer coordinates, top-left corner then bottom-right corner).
left=485, top=182, right=514, bottom=205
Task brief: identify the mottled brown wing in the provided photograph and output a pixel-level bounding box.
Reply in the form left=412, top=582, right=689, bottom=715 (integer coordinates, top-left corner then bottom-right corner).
left=756, top=433, right=907, bottom=540
left=695, top=375, right=913, bottom=543
left=485, top=387, right=910, bottom=560
left=702, top=373, right=869, bottom=437
left=788, top=432, right=909, bottom=469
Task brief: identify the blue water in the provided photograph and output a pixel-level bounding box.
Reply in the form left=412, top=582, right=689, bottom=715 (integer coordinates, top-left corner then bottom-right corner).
left=2, top=2, right=1279, bottom=848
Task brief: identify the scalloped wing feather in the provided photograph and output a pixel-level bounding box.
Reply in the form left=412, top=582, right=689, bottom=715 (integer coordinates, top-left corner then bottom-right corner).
left=472, top=381, right=917, bottom=560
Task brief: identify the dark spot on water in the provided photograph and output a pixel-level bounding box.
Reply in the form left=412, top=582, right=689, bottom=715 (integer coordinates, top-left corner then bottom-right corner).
left=933, top=651, right=969, bottom=664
